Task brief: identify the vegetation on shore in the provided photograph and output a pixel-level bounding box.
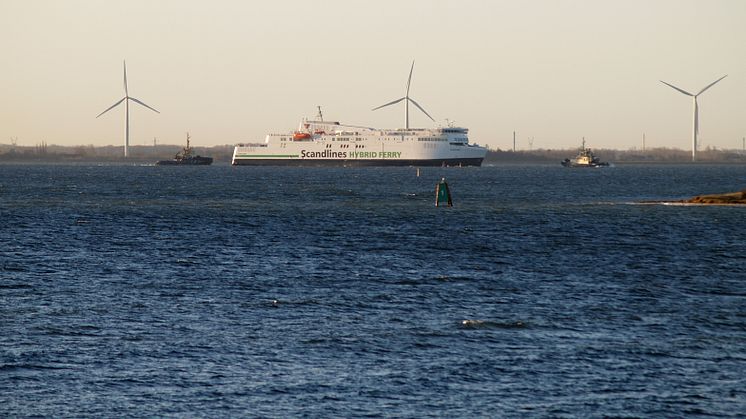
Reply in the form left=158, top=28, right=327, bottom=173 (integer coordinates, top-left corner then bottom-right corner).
left=485, top=147, right=746, bottom=164
left=0, top=143, right=235, bottom=163
left=1, top=143, right=745, bottom=164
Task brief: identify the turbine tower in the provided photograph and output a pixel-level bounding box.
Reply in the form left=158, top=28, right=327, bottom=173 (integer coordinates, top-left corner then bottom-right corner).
left=372, top=60, right=434, bottom=129
left=660, top=75, right=727, bottom=162
left=97, top=61, right=160, bottom=157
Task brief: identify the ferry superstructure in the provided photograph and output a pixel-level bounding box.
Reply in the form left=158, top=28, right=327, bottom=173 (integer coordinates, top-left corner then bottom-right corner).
left=232, top=115, right=487, bottom=166
left=232, top=61, right=487, bottom=167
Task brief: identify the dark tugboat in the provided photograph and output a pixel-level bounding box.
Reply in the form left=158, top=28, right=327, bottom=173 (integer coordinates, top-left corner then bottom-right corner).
left=156, top=133, right=213, bottom=165
left=561, top=138, right=609, bottom=167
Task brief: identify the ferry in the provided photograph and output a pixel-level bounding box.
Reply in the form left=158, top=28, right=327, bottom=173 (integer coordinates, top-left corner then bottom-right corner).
left=232, top=62, right=487, bottom=167
left=232, top=111, right=487, bottom=167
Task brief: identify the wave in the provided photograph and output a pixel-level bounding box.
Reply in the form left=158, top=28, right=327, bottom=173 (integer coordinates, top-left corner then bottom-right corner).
left=459, top=319, right=528, bottom=329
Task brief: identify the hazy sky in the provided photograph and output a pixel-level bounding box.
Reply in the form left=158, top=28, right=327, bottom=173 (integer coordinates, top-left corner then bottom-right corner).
left=1, top=0, right=745, bottom=150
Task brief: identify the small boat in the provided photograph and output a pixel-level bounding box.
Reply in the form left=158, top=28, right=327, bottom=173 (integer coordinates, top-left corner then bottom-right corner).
left=156, top=133, right=213, bottom=165
left=561, top=138, right=609, bottom=167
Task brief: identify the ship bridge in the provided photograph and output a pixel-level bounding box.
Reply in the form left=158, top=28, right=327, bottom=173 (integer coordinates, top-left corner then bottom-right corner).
left=440, top=127, right=469, bottom=134
left=437, top=127, right=470, bottom=145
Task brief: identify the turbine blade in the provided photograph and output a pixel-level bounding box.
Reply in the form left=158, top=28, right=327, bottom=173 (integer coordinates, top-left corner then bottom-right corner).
left=96, top=97, right=126, bottom=118
left=696, top=74, right=727, bottom=96
left=123, top=60, right=128, bottom=96
left=372, top=97, right=405, bottom=111
left=408, top=97, right=435, bottom=122
left=406, top=60, right=414, bottom=96
left=694, top=98, right=699, bottom=135
left=660, top=80, right=693, bottom=96
left=129, top=97, right=160, bottom=114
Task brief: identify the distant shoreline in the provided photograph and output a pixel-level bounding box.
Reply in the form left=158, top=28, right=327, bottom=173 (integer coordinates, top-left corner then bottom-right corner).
left=1, top=144, right=745, bottom=165
left=483, top=149, right=746, bottom=164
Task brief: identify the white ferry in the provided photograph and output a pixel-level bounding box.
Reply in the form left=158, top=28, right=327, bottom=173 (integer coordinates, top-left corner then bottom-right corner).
left=232, top=114, right=486, bottom=166
left=232, top=62, right=487, bottom=167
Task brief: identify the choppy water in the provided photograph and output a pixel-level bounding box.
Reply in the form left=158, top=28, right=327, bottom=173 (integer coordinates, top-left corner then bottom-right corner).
left=1, top=163, right=745, bottom=417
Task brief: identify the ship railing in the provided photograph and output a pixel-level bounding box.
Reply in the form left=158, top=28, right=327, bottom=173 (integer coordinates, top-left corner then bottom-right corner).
left=236, top=143, right=268, bottom=147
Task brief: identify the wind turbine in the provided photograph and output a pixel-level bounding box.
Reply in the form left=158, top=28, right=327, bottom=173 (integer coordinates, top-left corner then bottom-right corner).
left=372, top=60, right=434, bottom=129
left=96, top=61, right=160, bottom=157
left=660, top=75, right=727, bottom=161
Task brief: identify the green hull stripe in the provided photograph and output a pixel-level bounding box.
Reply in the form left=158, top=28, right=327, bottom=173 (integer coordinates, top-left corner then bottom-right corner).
left=235, top=154, right=299, bottom=158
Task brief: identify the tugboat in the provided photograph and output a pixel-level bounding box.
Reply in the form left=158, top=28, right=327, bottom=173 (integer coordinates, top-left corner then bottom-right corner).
left=561, top=138, right=609, bottom=167
left=156, top=133, right=213, bottom=165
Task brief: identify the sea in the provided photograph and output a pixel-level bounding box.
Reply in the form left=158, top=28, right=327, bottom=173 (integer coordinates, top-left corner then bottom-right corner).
left=1, top=163, right=744, bottom=418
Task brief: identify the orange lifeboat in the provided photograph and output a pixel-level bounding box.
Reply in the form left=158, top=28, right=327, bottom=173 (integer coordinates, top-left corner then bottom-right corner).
left=293, top=132, right=312, bottom=140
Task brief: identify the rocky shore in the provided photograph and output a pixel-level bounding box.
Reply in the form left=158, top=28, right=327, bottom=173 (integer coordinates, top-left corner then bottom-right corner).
left=684, top=190, right=746, bottom=204
left=641, top=190, right=746, bottom=205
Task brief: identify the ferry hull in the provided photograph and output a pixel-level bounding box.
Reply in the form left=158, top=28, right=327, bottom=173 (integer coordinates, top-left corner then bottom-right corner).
left=232, top=157, right=484, bottom=167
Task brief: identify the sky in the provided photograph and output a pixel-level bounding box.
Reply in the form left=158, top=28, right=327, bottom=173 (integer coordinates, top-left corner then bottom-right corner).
left=1, top=0, right=745, bottom=151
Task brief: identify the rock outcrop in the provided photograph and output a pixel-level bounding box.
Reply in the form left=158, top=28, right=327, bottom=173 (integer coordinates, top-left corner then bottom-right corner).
left=685, top=190, right=746, bottom=204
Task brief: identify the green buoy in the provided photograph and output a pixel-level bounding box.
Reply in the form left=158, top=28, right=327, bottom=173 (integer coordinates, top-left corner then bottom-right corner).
left=435, top=177, right=453, bottom=207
